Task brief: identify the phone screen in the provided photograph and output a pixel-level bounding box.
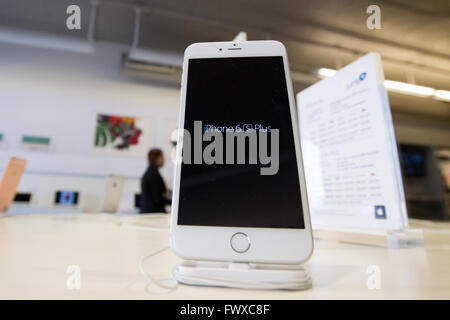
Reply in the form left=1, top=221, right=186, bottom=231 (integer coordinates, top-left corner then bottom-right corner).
left=178, top=56, right=304, bottom=229
left=55, top=191, right=78, bottom=205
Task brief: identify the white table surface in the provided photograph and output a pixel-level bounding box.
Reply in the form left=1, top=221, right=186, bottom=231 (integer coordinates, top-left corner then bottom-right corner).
left=0, top=213, right=449, bottom=299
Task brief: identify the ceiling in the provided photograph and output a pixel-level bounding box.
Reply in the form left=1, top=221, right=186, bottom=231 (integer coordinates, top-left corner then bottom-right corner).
left=1, top=0, right=450, bottom=119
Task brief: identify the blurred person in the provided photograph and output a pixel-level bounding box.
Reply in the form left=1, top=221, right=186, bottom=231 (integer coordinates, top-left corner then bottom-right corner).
left=140, top=148, right=171, bottom=213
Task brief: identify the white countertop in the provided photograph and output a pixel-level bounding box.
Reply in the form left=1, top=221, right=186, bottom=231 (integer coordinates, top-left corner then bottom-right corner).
left=0, top=213, right=449, bottom=299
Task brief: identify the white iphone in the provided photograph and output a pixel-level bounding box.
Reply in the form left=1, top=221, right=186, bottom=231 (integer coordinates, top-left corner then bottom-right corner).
left=170, top=40, right=313, bottom=264
left=102, top=174, right=124, bottom=213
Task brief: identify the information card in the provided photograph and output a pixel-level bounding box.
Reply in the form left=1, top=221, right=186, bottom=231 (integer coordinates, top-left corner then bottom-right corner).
left=297, top=53, right=408, bottom=232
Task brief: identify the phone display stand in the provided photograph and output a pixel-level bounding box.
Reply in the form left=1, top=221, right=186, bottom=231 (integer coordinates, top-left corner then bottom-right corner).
left=172, top=260, right=312, bottom=290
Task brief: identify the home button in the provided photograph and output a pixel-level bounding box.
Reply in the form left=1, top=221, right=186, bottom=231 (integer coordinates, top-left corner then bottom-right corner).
left=230, top=232, right=250, bottom=253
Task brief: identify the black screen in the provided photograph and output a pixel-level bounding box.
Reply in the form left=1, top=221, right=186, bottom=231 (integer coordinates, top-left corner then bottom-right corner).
left=13, top=193, right=31, bottom=203
left=401, top=145, right=427, bottom=177
left=135, top=193, right=141, bottom=208
left=178, top=56, right=304, bottom=229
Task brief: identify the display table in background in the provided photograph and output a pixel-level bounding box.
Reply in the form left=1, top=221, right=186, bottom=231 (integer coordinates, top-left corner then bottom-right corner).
left=0, top=213, right=449, bottom=299
left=7, top=204, right=83, bottom=215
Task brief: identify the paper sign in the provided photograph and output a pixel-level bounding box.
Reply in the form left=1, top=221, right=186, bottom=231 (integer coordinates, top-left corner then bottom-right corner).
left=297, top=53, right=407, bottom=232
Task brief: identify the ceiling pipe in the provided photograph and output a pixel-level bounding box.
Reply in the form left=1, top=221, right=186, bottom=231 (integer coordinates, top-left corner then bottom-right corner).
left=127, top=6, right=182, bottom=66
left=101, top=0, right=450, bottom=78
left=87, top=0, right=99, bottom=44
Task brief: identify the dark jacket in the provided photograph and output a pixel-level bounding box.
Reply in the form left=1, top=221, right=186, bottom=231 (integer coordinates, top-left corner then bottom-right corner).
left=140, top=167, right=171, bottom=213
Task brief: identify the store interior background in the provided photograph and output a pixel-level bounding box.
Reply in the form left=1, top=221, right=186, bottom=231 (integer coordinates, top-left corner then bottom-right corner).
left=0, top=0, right=449, bottom=219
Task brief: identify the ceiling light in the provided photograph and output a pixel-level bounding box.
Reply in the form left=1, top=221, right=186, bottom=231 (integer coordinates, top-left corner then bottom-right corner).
left=314, top=67, right=450, bottom=102
left=383, top=80, right=435, bottom=97
left=434, top=90, right=450, bottom=102
left=316, top=68, right=337, bottom=78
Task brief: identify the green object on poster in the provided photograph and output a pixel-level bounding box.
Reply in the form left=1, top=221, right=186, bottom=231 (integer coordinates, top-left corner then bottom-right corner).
left=22, top=135, right=50, bottom=145
left=0, top=134, right=3, bottom=141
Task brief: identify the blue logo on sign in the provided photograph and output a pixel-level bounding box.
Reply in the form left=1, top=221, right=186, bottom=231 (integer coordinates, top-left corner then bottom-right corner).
left=346, top=72, right=368, bottom=89
left=359, top=72, right=367, bottom=81
left=374, top=205, right=386, bottom=219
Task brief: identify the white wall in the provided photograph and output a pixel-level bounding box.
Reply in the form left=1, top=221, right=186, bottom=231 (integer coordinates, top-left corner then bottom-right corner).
left=0, top=40, right=180, bottom=212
